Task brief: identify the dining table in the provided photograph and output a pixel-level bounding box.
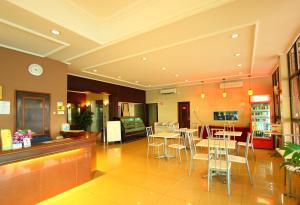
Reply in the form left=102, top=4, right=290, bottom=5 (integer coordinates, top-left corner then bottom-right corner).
left=214, top=130, right=242, bottom=138
left=196, top=139, right=237, bottom=150
left=150, top=132, right=179, bottom=159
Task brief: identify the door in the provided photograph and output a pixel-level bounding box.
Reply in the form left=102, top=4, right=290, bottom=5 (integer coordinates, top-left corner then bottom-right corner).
left=178, top=102, right=190, bottom=128
left=146, top=103, right=158, bottom=127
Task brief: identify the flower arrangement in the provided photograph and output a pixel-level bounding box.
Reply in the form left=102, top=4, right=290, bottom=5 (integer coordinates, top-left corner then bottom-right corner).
left=13, top=129, right=32, bottom=144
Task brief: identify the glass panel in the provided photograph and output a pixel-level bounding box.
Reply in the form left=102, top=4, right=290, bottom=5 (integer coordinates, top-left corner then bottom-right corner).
left=289, top=46, right=297, bottom=75
left=297, top=39, right=300, bottom=69
left=24, top=98, right=44, bottom=134
left=291, top=76, right=300, bottom=118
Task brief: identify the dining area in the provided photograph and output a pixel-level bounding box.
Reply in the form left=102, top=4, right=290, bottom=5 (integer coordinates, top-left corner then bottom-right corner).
left=146, top=123, right=255, bottom=196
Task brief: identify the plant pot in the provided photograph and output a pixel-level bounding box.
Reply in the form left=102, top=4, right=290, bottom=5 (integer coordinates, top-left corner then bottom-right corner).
left=12, top=143, right=22, bottom=149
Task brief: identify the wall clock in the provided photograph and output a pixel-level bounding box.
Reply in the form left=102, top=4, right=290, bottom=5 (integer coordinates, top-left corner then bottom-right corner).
left=28, top=64, right=43, bottom=76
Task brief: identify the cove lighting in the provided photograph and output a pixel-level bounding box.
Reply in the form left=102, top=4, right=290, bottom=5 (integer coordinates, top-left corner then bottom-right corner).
left=51, top=29, right=60, bottom=35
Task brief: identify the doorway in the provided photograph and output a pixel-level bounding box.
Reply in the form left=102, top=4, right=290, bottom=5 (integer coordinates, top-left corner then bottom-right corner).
left=178, top=102, right=190, bottom=128
left=146, top=103, right=158, bottom=128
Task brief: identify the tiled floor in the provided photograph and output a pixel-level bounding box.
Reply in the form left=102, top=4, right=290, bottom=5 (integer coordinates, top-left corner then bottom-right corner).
left=39, top=138, right=300, bottom=205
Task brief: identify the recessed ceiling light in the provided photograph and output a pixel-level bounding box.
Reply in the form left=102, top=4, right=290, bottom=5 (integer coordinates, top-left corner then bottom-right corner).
left=162, top=67, right=166, bottom=70
left=175, top=74, right=179, bottom=77
left=237, top=64, right=242, bottom=67
left=231, top=33, right=239, bottom=39
left=93, top=69, right=97, bottom=72
left=239, top=71, right=243, bottom=75
left=51, top=29, right=60, bottom=35
left=148, top=84, right=152, bottom=87
left=118, top=76, right=122, bottom=79
left=135, top=80, right=139, bottom=83
left=141, top=57, right=147, bottom=61
left=185, top=80, right=189, bottom=82
left=235, top=53, right=241, bottom=57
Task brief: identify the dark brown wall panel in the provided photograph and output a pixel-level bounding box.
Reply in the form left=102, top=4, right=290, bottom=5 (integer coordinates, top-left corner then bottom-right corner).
left=67, top=91, right=86, bottom=105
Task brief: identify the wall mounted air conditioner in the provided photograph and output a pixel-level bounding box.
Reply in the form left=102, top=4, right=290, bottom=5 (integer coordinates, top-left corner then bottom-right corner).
left=160, top=88, right=177, bottom=94
left=220, top=80, right=243, bottom=89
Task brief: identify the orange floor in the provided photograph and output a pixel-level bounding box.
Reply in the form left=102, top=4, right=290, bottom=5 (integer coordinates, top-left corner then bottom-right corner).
left=39, top=138, right=300, bottom=205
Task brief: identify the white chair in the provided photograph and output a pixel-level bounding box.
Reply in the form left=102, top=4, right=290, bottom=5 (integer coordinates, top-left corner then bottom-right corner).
left=205, top=125, right=211, bottom=137
left=229, top=132, right=253, bottom=184
left=224, top=123, right=235, bottom=140
left=168, top=129, right=188, bottom=163
left=207, top=137, right=231, bottom=196
left=146, top=126, right=164, bottom=158
left=211, top=128, right=225, bottom=139
left=237, top=132, right=255, bottom=160
left=193, top=124, right=204, bottom=142
left=186, top=131, right=208, bottom=176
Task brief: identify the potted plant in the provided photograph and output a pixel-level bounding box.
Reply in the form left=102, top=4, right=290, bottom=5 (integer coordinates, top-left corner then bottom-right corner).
left=13, top=129, right=32, bottom=149
left=73, top=109, right=94, bottom=131
left=280, top=142, right=300, bottom=171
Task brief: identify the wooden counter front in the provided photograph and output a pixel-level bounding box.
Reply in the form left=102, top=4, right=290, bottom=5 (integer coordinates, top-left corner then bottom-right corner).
left=0, top=134, right=97, bottom=205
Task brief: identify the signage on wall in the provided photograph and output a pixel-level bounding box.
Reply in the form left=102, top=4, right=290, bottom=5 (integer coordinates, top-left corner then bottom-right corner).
left=0, top=101, right=10, bottom=115
left=57, top=102, right=65, bottom=115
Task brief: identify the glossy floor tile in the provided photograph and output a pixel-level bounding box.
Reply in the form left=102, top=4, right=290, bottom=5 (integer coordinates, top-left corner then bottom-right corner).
left=39, top=139, right=300, bottom=205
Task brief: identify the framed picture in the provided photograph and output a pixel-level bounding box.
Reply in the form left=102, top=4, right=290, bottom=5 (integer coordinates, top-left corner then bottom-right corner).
left=225, top=111, right=238, bottom=120
left=213, top=112, right=225, bottom=120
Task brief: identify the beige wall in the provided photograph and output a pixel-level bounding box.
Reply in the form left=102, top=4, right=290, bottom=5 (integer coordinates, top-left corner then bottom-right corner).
left=146, top=77, right=273, bottom=128
left=0, top=47, right=68, bottom=137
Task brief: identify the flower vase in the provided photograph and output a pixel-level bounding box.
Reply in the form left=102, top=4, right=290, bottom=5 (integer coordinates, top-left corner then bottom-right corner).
left=12, top=143, right=22, bottom=149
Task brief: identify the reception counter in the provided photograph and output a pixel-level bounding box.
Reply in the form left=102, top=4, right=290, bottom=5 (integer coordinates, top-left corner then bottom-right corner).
left=0, top=134, right=97, bottom=205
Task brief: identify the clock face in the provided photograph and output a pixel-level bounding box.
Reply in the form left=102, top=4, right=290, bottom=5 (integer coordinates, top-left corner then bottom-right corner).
left=28, top=64, right=43, bottom=76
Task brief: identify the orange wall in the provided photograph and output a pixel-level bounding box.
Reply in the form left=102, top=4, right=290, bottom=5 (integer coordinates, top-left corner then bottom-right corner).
left=0, top=47, right=68, bottom=136
left=146, top=77, right=273, bottom=128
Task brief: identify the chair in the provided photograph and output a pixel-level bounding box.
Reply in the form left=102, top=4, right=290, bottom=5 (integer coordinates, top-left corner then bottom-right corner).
left=207, top=137, right=231, bottom=196
left=211, top=128, right=226, bottom=139
left=229, top=132, right=253, bottom=184
left=224, top=123, right=235, bottom=140
left=146, top=126, right=164, bottom=158
left=237, top=132, right=255, bottom=160
left=186, top=131, right=208, bottom=176
left=205, top=125, right=211, bottom=137
left=168, top=129, right=188, bottom=163
left=193, top=125, right=204, bottom=142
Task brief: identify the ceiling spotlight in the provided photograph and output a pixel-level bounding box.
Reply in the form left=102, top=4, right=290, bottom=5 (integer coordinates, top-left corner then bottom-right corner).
left=135, top=80, right=139, bottom=83
left=175, top=74, right=179, bottom=77
left=235, top=53, right=241, bottom=57
left=237, top=64, right=242, bottom=67
left=162, top=67, right=166, bottom=70
left=118, top=76, right=122, bottom=79
left=185, top=80, right=189, bottom=82
left=148, top=84, right=152, bottom=87
left=51, top=29, right=60, bottom=35
left=93, top=69, right=97, bottom=72
left=239, top=71, right=243, bottom=75
left=231, top=33, right=239, bottom=39
left=141, top=57, right=147, bottom=61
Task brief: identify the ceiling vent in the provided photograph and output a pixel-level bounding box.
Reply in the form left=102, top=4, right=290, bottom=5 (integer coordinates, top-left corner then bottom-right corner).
left=160, top=88, right=177, bottom=94
left=220, top=80, right=243, bottom=89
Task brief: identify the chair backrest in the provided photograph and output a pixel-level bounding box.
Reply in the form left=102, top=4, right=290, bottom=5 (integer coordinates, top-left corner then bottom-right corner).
left=205, top=125, right=211, bottom=137
left=224, top=123, right=235, bottom=132
left=186, top=131, right=196, bottom=156
left=244, top=132, right=251, bottom=158
left=208, top=137, right=229, bottom=170
left=146, top=126, right=153, bottom=136
left=210, top=128, right=225, bottom=138
left=199, top=125, right=205, bottom=140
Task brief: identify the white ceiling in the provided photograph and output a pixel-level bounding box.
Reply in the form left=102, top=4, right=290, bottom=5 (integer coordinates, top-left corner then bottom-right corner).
left=1, top=0, right=300, bottom=90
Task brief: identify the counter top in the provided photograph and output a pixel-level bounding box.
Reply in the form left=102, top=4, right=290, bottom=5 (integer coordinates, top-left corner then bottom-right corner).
left=0, top=133, right=96, bottom=166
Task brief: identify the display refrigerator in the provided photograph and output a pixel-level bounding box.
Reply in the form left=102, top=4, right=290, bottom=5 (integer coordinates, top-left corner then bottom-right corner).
left=250, top=95, right=272, bottom=149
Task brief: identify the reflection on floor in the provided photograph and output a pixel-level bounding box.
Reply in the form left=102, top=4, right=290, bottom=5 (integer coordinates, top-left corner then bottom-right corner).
left=39, top=138, right=300, bottom=205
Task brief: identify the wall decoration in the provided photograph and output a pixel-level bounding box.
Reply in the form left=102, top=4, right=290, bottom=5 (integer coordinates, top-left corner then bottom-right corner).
left=57, top=102, right=65, bottom=114
left=0, top=101, right=10, bottom=114
left=214, top=111, right=238, bottom=121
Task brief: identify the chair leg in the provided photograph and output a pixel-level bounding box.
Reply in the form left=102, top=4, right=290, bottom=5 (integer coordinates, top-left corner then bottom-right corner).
left=157, top=146, right=160, bottom=159
left=178, top=149, right=182, bottom=163
left=185, top=147, right=188, bottom=161
left=227, top=169, right=231, bottom=196
left=246, top=160, right=253, bottom=184
left=208, top=170, right=211, bottom=192
left=147, top=145, right=149, bottom=158
left=237, top=145, right=240, bottom=156
left=189, top=159, right=193, bottom=176
left=251, top=144, right=256, bottom=161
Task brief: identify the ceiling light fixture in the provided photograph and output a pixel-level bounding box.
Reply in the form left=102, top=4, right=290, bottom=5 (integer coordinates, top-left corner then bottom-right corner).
left=248, top=75, right=253, bottom=96
left=222, top=79, right=227, bottom=98
left=141, top=57, right=147, bottom=61
left=185, top=80, right=189, bottom=82
left=135, top=80, right=139, bottom=83
left=237, top=64, right=242, bottom=67
left=93, top=69, right=97, bottom=72
left=118, top=76, right=122, bottom=79
left=200, top=81, right=205, bottom=99
left=162, top=67, right=166, bottom=70
left=175, top=74, right=179, bottom=77
left=51, top=29, right=60, bottom=35
left=235, top=53, right=241, bottom=57
left=231, top=33, right=239, bottom=39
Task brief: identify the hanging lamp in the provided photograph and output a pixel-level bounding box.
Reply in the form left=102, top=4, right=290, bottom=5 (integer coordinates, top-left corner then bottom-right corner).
left=200, top=81, right=205, bottom=99
left=248, top=75, right=253, bottom=96
left=222, top=79, right=227, bottom=98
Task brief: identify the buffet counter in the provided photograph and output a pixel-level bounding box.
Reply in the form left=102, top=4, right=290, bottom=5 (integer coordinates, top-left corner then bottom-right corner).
left=0, top=134, right=97, bottom=205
